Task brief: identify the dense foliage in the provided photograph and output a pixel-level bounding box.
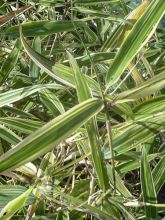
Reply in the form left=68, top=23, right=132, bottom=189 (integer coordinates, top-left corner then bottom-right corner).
left=0, top=0, right=165, bottom=219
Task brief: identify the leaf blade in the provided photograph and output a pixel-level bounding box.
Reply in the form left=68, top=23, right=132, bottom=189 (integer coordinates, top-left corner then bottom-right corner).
left=106, top=0, right=165, bottom=89
left=141, top=147, right=157, bottom=219
left=0, top=98, right=103, bottom=173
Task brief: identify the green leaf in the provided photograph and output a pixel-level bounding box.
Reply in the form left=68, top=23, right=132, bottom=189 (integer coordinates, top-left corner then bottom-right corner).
left=133, top=95, right=165, bottom=118
left=74, top=0, right=121, bottom=7
left=0, top=185, right=35, bottom=210
left=106, top=0, right=165, bottom=89
left=102, top=22, right=124, bottom=51
left=102, top=0, right=150, bottom=51
left=0, top=39, right=21, bottom=85
left=108, top=198, right=136, bottom=220
left=73, top=6, right=123, bottom=22
left=19, top=26, right=75, bottom=87
left=20, top=28, right=100, bottom=92
left=59, top=191, right=118, bottom=220
left=40, top=89, right=65, bottom=115
left=68, top=52, right=109, bottom=191
left=111, top=102, right=133, bottom=119
left=67, top=52, right=91, bottom=102
left=115, top=71, right=165, bottom=100
left=0, top=98, right=103, bottom=173
left=107, top=164, right=133, bottom=198
left=84, top=26, right=99, bottom=42
left=5, top=20, right=86, bottom=37
left=0, top=83, right=64, bottom=108
left=152, top=155, right=165, bottom=193
left=0, top=125, right=21, bottom=145
left=1, top=106, right=38, bottom=119
left=0, top=187, right=33, bottom=220
left=104, top=113, right=165, bottom=157
left=117, top=153, right=158, bottom=174
left=29, top=36, right=41, bottom=81
left=63, top=52, right=115, bottom=66
left=141, top=147, right=157, bottom=220
left=0, top=118, right=44, bottom=134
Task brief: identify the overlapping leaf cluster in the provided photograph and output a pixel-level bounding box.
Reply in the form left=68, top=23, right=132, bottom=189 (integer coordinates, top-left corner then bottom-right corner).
left=0, top=0, right=165, bottom=219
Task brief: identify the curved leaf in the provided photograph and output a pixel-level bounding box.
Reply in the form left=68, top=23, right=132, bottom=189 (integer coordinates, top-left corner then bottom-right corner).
left=20, top=28, right=100, bottom=92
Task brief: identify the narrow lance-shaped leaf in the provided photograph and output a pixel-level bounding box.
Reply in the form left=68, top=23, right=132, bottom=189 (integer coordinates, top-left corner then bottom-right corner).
left=140, top=147, right=157, bottom=220
left=74, top=0, right=121, bottom=7
left=152, top=155, right=165, bottom=193
left=114, top=71, right=165, bottom=101
left=1, top=105, right=38, bottom=119
left=106, top=0, right=165, bottom=90
left=107, top=164, right=133, bottom=198
left=108, top=198, right=136, bottom=220
left=0, top=83, right=64, bottom=108
left=5, top=20, right=86, bottom=37
left=133, top=95, right=165, bottom=119
left=102, top=0, right=150, bottom=51
left=0, top=185, right=35, bottom=209
left=63, top=52, right=115, bottom=66
left=0, top=39, right=21, bottom=85
left=0, top=118, right=44, bottom=134
left=19, top=26, right=73, bottom=86
left=73, top=6, right=124, bottom=21
left=117, top=153, right=158, bottom=174
left=0, top=98, right=103, bottom=173
left=39, top=89, right=65, bottom=115
left=0, top=125, right=21, bottom=145
left=68, top=52, right=109, bottom=191
left=20, top=28, right=100, bottom=92
left=29, top=36, right=41, bottom=81
left=67, top=52, right=91, bottom=102
left=84, top=26, right=99, bottom=42
left=104, top=113, right=165, bottom=157
left=0, top=187, right=33, bottom=220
